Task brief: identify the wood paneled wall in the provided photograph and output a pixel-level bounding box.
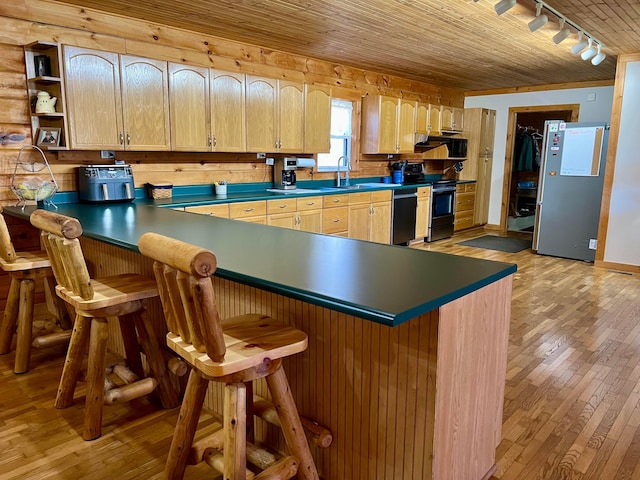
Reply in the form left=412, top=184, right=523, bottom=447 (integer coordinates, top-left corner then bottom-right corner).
left=0, top=0, right=464, bottom=205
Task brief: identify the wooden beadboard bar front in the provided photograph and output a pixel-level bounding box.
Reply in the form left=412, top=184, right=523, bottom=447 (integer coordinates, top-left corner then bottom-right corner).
left=80, top=236, right=512, bottom=480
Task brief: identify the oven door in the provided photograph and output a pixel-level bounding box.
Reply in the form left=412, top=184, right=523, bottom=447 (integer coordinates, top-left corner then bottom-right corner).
left=428, top=187, right=456, bottom=241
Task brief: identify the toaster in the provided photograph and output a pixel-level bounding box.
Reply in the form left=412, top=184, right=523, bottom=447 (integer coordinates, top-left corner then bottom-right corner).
left=78, top=165, right=135, bottom=203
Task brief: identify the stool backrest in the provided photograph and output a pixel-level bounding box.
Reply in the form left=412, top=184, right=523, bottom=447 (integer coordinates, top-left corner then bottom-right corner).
left=138, top=232, right=226, bottom=362
left=29, top=209, right=93, bottom=300
left=0, top=207, right=17, bottom=263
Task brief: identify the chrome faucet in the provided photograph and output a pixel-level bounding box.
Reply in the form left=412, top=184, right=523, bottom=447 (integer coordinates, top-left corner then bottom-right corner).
left=336, top=155, right=351, bottom=187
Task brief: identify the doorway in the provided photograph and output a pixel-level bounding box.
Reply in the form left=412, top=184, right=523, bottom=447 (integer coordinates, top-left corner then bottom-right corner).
left=500, top=105, right=580, bottom=234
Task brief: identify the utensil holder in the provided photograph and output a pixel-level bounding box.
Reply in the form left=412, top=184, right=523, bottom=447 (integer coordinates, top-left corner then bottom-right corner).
left=215, top=184, right=227, bottom=195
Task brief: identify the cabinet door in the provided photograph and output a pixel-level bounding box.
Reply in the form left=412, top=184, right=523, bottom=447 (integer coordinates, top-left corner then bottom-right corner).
left=120, top=55, right=170, bottom=150
left=246, top=75, right=277, bottom=152
left=441, top=105, right=453, bottom=131
left=415, top=188, right=430, bottom=239
left=211, top=70, right=246, bottom=152
left=475, top=155, right=493, bottom=225
left=278, top=80, right=305, bottom=153
left=348, top=203, right=371, bottom=241
left=379, top=96, right=399, bottom=153
left=415, top=103, right=429, bottom=134
left=297, top=209, right=323, bottom=233
left=267, top=211, right=296, bottom=229
left=428, top=104, right=441, bottom=134
left=361, top=95, right=398, bottom=154
left=64, top=46, right=124, bottom=150
left=370, top=200, right=391, bottom=244
left=452, top=107, right=464, bottom=132
left=185, top=204, right=229, bottom=217
left=169, top=63, right=210, bottom=151
left=397, top=99, right=417, bottom=153
left=480, top=109, right=496, bottom=155
left=304, top=84, right=331, bottom=153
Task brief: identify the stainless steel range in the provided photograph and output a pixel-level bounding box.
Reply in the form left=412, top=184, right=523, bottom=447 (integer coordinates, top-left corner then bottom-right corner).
left=428, top=180, right=457, bottom=242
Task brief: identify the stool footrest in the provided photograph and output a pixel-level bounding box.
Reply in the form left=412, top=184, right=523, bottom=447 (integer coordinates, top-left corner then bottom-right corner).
left=103, top=377, right=158, bottom=405
left=31, top=330, right=72, bottom=349
left=253, top=396, right=333, bottom=448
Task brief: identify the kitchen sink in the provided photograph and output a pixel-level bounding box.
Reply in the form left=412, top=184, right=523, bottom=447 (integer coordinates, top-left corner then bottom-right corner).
left=320, top=183, right=399, bottom=191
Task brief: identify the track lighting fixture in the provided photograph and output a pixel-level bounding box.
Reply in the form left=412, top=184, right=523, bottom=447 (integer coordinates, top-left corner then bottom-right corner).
left=581, top=39, right=597, bottom=60
left=571, top=32, right=588, bottom=54
left=485, top=0, right=607, bottom=66
left=552, top=19, right=571, bottom=44
left=528, top=3, right=548, bottom=32
left=494, top=0, right=516, bottom=15
left=591, top=44, right=606, bottom=65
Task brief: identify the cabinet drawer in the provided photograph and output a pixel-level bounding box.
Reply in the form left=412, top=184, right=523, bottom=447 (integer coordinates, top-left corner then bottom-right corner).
left=185, top=204, right=229, bottom=217
left=297, top=196, right=323, bottom=211
left=229, top=201, right=266, bottom=219
left=323, top=194, right=349, bottom=208
left=267, top=198, right=297, bottom=214
left=456, top=192, right=475, bottom=212
left=417, top=186, right=431, bottom=198
left=371, top=190, right=392, bottom=202
left=349, top=192, right=371, bottom=205
left=323, top=206, right=348, bottom=233
left=454, top=210, right=474, bottom=231
left=456, top=183, right=476, bottom=193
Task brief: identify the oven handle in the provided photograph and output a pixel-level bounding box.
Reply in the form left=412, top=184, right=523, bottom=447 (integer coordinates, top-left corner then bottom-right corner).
left=393, top=192, right=418, bottom=199
left=432, top=186, right=457, bottom=193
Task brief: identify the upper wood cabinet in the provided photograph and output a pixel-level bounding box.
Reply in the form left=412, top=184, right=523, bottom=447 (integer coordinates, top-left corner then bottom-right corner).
left=429, top=104, right=441, bottom=134
left=211, top=70, right=246, bottom=152
left=245, top=76, right=304, bottom=153
left=480, top=108, right=496, bottom=155
left=361, top=95, right=416, bottom=154
left=64, top=46, right=124, bottom=150
left=64, top=47, right=170, bottom=150
left=441, top=106, right=464, bottom=133
left=120, top=55, right=170, bottom=150
left=416, top=103, right=429, bottom=134
left=304, top=84, right=331, bottom=153
left=169, top=63, right=210, bottom=151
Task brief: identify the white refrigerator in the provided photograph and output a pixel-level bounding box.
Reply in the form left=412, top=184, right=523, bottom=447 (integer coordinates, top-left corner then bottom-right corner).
left=533, top=121, right=609, bottom=262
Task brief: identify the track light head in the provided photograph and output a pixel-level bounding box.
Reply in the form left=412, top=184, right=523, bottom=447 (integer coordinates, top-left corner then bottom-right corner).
left=591, top=45, right=606, bottom=65
left=571, top=32, right=588, bottom=54
left=552, top=19, right=571, bottom=44
left=581, top=39, right=597, bottom=60
left=528, top=4, right=548, bottom=32
left=495, top=0, right=516, bottom=15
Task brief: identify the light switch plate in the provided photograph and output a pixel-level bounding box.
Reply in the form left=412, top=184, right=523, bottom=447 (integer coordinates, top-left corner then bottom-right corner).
left=589, top=239, right=597, bottom=250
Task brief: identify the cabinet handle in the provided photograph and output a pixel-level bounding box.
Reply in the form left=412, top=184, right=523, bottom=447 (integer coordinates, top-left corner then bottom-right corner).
left=243, top=208, right=255, bottom=212
left=213, top=136, right=217, bottom=147
left=275, top=140, right=279, bottom=149
left=306, top=202, right=315, bottom=206
left=370, top=206, right=374, bottom=215
left=119, top=133, right=124, bottom=145
left=332, top=199, right=340, bottom=203
left=333, top=219, right=340, bottom=223
left=278, top=140, right=282, bottom=149
left=126, top=133, right=131, bottom=145
left=278, top=204, right=287, bottom=209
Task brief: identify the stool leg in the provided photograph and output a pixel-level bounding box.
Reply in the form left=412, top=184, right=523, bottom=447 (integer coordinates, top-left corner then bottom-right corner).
left=224, top=382, right=247, bottom=480
left=130, top=310, right=180, bottom=409
left=55, top=313, right=91, bottom=409
left=0, top=277, right=20, bottom=355
left=266, top=364, right=319, bottom=480
left=164, top=370, right=208, bottom=480
left=84, top=316, right=109, bottom=441
left=14, top=278, right=36, bottom=374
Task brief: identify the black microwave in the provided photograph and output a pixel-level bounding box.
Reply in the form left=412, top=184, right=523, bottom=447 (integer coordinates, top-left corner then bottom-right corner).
left=416, top=135, right=468, bottom=158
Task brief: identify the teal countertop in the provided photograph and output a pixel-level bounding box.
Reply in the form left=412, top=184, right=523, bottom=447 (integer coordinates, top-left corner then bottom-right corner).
left=4, top=179, right=507, bottom=328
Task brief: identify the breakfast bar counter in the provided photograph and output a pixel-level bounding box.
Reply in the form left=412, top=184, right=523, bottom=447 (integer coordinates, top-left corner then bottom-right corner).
left=5, top=202, right=515, bottom=480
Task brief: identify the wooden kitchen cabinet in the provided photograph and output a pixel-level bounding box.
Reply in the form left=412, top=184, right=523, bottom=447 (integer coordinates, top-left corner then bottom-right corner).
left=462, top=108, right=496, bottom=225
left=454, top=183, right=476, bottom=231
left=415, top=102, right=429, bottom=134
left=296, top=196, right=323, bottom=233
left=415, top=186, right=431, bottom=239
left=64, top=47, right=170, bottom=150
left=64, top=46, right=124, bottom=150
left=230, top=200, right=267, bottom=224
left=441, top=106, right=464, bottom=133
left=361, top=95, right=416, bottom=154
left=245, top=75, right=304, bottom=153
left=267, top=198, right=297, bottom=229
left=304, top=84, right=331, bottom=153
left=348, top=190, right=392, bottom=244
left=169, top=63, right=210, bottom=151
left=184, top=204, right=230, bottom=218
left=323, top=194, right=349, bottom=235
left=429, top=103, right=442, bottom=135
left=211, top=70, right=246, bottom=152
left=24, top=42, right=69, bottom=150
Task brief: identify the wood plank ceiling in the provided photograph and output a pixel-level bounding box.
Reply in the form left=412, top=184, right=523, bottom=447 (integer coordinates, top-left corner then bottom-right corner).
left=45, top=0, right=633, bottom=91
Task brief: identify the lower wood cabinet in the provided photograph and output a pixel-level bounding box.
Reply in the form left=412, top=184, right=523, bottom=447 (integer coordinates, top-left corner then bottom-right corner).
left=184, top=204, right=230, bottom=217
left=454, top=183, right=476, bottom=232
left=415, top=186, right=431, bottom=239
left=267, top=197, right=323, bottom=232
left=348, top=191, right=392, bottom=244
left=323, top=194, right=349, bottom=236
left=230, top=200, right=267, bottom=224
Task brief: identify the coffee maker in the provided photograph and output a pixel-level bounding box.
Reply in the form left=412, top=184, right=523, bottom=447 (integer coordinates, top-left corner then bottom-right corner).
left=273, top=157, right=298, bottom=190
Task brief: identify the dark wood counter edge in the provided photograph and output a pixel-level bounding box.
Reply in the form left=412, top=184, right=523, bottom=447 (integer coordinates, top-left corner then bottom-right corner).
left=4, top=200, right=514, bottom=328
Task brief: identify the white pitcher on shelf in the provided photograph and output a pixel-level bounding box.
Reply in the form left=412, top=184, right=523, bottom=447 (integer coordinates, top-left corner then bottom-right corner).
left=35, top=91, right=57, bottom=114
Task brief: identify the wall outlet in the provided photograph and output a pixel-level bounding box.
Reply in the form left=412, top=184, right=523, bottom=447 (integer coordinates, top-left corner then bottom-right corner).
left=266, top=158, right=274, bottom=165
left=589, top=239, right=597, bottom=250
left=100, top=150, right=116, bottom=159
left=257, top=153, right=266, bottom=159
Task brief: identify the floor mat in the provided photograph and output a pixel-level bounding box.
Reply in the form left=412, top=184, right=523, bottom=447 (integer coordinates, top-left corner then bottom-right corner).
left=521, top=225, right=534, bottom=232
left=458, top=235, right=531, bottom=253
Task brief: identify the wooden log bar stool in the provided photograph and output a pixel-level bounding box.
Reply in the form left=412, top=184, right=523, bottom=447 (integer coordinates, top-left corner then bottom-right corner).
left=138, top=232, right=320, bottom=480
left=30, top=210, right=180, bottom=441
left=0, top=206, right=72, bottom=374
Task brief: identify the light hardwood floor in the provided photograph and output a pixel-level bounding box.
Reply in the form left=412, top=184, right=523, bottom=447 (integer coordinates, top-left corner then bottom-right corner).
left=1, top=230, right=639, bottom=479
